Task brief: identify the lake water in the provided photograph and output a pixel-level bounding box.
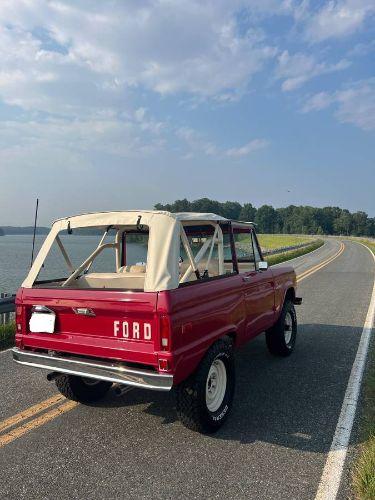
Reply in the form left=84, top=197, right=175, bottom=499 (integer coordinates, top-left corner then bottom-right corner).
left=0, top=234, right=147, bottom=294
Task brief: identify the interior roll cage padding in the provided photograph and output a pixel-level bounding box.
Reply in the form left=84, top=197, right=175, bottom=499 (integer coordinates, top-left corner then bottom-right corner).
left=62, top=242, right=117, bottom=287
left=179, top=222, right=225, bottom=283
left=55, top=235, right=74, bottom=274
left=180, top=226, right=201, bottom=280
left=227, top=222, right=239, bottom=274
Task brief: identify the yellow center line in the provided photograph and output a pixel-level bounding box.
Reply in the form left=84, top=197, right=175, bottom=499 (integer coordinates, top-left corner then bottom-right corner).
left=0, top=394, right=65, bottom=434
left=297, top=242, right=345, bottom=283
left=0, top=400, right=78, bottom=448
left=0, top=241, right=346, bottom=447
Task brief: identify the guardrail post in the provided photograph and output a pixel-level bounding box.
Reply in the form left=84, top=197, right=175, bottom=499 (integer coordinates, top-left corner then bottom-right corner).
left=5, top=293, right=10, bottom=324
left=0, top=292, right=3, bottom=326
left=0, top=292, right=15, bottom=325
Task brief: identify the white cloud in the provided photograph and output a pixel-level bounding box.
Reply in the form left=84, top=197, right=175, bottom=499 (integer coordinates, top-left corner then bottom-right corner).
left=303, top=0, right=375, bottom=42
left=0, top=115, right=166, bottom=166
left=302, top=78, right=375, bottom=130
left=276, top=50, right=351, bottom=91
left=176, top=127, right=267, bottom=158
left=0, top=0, right=278, bottom=112
left=348, top=40, right=375, bottom=57
left=176, top=127, right=218, bottom=157
left=225, top=139, right=268, bottom=157
left=302, top=91, right=333, bottom=112
left=0, top=0, right=372, bottom=182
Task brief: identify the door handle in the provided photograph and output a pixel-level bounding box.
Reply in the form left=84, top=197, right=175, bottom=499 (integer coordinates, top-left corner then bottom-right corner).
left=242, top=276, right=252, bottom=282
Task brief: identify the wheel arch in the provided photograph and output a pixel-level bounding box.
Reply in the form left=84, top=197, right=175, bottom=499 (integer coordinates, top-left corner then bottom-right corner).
left=274, top=286, right=296, bottom=323
left=284, top=287, right=296, bottom=304
left=222, top=331, right=237, bottom=347
left=173, top=329, right=237, bottom=385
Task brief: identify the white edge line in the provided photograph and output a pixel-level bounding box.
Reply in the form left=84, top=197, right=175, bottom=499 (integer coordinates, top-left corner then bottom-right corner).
left=0, top=348, right=11, bottom=356
left=315, top=242, right=375, bottom=500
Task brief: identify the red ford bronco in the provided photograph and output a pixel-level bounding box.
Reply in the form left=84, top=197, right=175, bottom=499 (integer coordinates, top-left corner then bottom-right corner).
left=12, top=211, right=301, bottom=433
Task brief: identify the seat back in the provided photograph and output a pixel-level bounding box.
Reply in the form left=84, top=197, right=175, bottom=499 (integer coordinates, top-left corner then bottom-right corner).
left=74, top=272, right=145, bottom=290
left=180, top=259, right=220, bottom=280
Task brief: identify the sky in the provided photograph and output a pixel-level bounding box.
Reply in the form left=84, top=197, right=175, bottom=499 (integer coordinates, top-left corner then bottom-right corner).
left=0, top=0, right=374, bottom=226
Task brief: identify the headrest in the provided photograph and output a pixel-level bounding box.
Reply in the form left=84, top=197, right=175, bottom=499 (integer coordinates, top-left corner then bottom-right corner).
left=119, top=265, right=146, bottom=274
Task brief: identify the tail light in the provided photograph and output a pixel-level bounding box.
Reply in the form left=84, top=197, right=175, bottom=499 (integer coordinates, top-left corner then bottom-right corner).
left=158, top=359, right=169, bottom=371
left=16, top=305, right=23, bottom=332
left=159, top=314, right=171, bottom=351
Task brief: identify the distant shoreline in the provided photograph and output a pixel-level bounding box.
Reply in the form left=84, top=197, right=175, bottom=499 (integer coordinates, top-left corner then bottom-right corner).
left=0, top=227, right=107, bottom=236
left=0, top=226, right=49, bottom=235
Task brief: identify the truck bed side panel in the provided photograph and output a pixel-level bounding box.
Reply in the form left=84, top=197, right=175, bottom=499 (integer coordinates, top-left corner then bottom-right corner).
left=158, top=275, right=246, bottom=384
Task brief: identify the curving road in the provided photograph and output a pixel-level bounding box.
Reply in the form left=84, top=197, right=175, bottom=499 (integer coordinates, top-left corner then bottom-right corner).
left=0, top=239, right=374, bottom=500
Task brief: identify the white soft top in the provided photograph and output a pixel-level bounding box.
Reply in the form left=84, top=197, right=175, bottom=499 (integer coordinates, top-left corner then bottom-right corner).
left=53, top=210, right=229, bottom=226
left=23, top=210, right=231, bottom=292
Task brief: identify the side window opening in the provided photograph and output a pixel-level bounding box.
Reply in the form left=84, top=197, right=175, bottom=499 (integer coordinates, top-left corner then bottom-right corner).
left=179, top=223, right=236, bottom=284
left=233, top=228, right=256, bottom=272
left=119, top=231, right=149, bottom=269
left=250, top=231, right=262, bottom=270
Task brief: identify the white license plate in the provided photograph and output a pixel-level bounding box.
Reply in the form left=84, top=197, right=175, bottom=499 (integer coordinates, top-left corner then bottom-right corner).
left=29, top=313, right=56, bottom=333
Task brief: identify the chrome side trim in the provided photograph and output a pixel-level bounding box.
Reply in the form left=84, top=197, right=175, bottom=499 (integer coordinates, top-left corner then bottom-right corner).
left=12, top=348, right=173, bottom=392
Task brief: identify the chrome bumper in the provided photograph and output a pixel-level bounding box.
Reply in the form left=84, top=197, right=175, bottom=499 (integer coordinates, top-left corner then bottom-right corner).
left=12, top=348, right=173, bottom=392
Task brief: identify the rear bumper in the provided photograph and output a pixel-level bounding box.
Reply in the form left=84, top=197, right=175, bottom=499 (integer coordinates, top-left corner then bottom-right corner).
left=12, top=348, right=173, bottom=392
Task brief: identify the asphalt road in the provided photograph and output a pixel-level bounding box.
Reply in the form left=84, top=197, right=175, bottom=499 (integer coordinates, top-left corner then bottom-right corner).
left=0, top=239, right=374, bottom=500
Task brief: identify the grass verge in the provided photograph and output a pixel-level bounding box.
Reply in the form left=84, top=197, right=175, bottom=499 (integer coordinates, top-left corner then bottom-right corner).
left=257, top=234, right=314, bottom=250
left=356, top=238, right=375, bottom=255
left=266, top=239, right=324, bottom=266
left=0, top=321, right=15, bottom=351
left=351, top=239, right=375, bottom=500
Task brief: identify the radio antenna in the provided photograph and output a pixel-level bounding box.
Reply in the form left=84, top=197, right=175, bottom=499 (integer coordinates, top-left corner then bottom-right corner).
left=30, top=198, right=39, bottom=268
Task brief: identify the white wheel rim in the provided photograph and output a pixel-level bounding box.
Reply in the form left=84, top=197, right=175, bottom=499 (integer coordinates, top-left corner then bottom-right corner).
left=206, top=359, right=227, bottom=413
left=284, top=311, right=293, bottom=345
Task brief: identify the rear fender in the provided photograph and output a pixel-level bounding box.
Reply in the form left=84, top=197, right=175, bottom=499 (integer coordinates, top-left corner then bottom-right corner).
left=172, top=327, right=238, bottom=385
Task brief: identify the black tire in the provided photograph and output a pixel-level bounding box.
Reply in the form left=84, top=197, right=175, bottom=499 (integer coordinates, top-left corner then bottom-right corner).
left=176, top=338, right=235, bottom=434
left=55, top=375, right=112, bottom=403
left=266, top=300, right=297, bottom=357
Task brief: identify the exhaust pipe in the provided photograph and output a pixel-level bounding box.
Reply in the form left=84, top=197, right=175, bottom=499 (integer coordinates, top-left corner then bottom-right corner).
left=113, top=384, right=133, bottom=397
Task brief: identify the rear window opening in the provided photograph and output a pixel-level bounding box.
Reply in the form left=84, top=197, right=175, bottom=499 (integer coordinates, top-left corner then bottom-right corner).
left=33, top=225, right=149, bottom=291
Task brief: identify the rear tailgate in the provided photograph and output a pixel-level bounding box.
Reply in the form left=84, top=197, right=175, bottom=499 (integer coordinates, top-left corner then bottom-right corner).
left=18, top=288, right=160, bottom=367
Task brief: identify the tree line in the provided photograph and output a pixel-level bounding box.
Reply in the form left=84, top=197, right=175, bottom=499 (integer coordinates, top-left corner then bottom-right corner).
left=154, top=198, right=375, bottom=236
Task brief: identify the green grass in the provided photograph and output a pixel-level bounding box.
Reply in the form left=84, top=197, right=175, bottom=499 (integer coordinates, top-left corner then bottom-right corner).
left=352, top=340, right=375, bottom=500
left=0, top=321, right=15, bottom=351
left=266, top=239, right=324, bottom=266
left=351, top=239, right=375, bottom=500
left=257, top=234, right=314, bottom=250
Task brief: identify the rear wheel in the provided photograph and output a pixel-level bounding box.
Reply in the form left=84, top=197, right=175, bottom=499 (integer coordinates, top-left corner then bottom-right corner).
left=55, top=375, right=112, bottom=403
left=266, top=300, right=297, bottom=357
left=176, top=338, right=235, bottom=434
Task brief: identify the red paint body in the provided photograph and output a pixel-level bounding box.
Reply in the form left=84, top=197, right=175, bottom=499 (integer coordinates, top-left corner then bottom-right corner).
left=15, top=266, right=296, bottom=386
